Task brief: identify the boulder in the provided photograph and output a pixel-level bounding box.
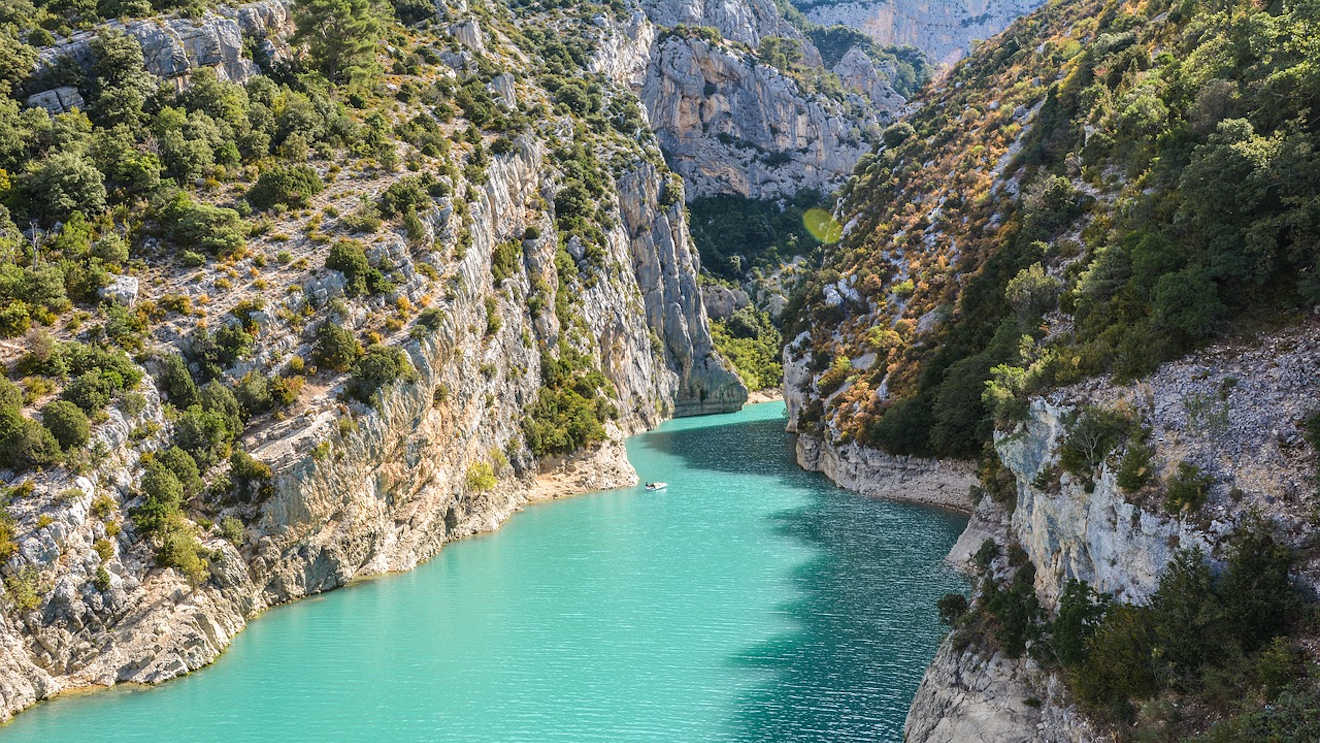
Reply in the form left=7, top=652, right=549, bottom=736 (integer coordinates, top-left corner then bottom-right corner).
left=98, top=275, right=140, bottom=307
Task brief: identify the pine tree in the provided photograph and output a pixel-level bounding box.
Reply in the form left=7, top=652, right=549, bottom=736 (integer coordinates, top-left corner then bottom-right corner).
left=293, top=0, right=382, bottom=86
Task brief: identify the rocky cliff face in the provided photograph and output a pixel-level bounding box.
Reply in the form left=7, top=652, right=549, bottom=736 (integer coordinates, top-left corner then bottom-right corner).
left=583, top=0, right=903, bottom=202
left=0, top=90, right=744, bottom=723
left=900, top=323, right=1320, bottom=741
left=641, top=35, right=881, bottom=200
left=783, top=335, right=977, bottom=510
left=791, top=0, right=1047, bottom=68
left=28, top=0, right=293, bottom=112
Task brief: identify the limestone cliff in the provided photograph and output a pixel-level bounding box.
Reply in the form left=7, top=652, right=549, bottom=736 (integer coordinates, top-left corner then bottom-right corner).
left=783, top=333, right=977, bottom=510
left=28, top=0, right=293, bottom=113
left=791, top=0, right=1047, bottom=68
left=900, top=323, right=1320, bottom=742
left=641, top=34, right=881, bottom=200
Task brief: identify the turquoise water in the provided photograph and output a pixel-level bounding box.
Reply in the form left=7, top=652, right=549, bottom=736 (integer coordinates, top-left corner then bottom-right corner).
left=2, top=402, right=966, bottom=742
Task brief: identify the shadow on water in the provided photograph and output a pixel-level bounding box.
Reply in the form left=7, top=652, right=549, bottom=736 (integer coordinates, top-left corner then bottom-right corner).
left=638, top=413, right=968, bottom=743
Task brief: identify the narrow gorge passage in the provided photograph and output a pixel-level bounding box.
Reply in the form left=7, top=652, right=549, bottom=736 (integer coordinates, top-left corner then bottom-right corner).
left=1, top=403, right=965, bottom=742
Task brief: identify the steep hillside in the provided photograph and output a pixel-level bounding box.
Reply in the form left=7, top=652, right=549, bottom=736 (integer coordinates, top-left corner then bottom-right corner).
left=787, top=0, right=1320, bottom=468
left=0, top=0, right=753, bottom=718
left=784, top=0, right=1320, bottom=738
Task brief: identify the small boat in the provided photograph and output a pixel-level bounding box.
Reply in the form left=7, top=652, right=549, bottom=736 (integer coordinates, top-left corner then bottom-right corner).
left=645, top=481, right=668, bottom=491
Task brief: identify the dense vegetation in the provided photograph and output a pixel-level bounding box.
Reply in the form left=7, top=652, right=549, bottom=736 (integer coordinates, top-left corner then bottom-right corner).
left=709, top=307, right=781, bottom=391
left=788, top=0, right=1320, bottom=462
left=687, top=192, right=824, bottom=281
left=942, top=522, right=1318, bottom=740
left=0, top=0, right=685, bottom=607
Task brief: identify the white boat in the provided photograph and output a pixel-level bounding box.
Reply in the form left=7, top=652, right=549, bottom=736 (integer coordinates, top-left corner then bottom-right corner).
left=645, top=482, right=668, bottom=491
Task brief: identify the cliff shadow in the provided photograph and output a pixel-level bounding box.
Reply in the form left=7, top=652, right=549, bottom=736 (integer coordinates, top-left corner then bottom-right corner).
left=637, top=414, right=968, bottom=742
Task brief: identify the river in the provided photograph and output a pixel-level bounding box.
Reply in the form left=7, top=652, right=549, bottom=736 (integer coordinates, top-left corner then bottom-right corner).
left=1, top=402, right=966, bottom=742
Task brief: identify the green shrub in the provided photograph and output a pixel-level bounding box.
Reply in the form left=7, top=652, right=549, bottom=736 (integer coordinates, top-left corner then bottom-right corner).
left=247, top=164, right=324, bottom=210
left=378, top=175, right=432, bottom=217
left=1073, top=604, right=1159, bottom=721
left=173, top=406, right=232, bottom=470
left=158, top=353, right=199, bottom=408
left=937, top=593, right=968, bottom=625
left=133, top=458, right=183, bottom=535
left=4, top=567, right=42, bottom=611
left=1051, top=579, right=1109, bottom=666
left=347, top=345, right=415, bottom=403
left=234, top=372, right=273, bottom=419
left=1115, top=440, right=1154, bottom=492
left=465, top=461, right=497, bottom=491
left=0, top=303, right=31, bottom=337
left=1059, top=406, right=1133, bottom=482
left=1218, top=524, right=1299, bottom=652
left=0, top=407, right=60, bottom=469
left=982, top=567, right=1043, bottom=658
left=523, top=345, right=615, bottom=457
left=709, top=307, right=782, bottom=391
left=1163, top=461, right=1211, bottom=514
left=313, top=322, right=362, bottom=372
left=491, top=240, right=521, bottom=282
left=220, top=516, right=245, bottom=545
left=484, top=296, right=501, bottom=335
left=157, top=446, right=204, bottom=498
left=326, top=240, right=388, bottom=296
left=61, top=371, right=115, bottom=413
left=40, top=400, right=90, bottom=451
left=156, top=516, right=209, bottom=584
left=229, top=449, right=273, bottom=500
left=156, top=191, right=246, bottom=257
left=816, top=356, right=851, bottom=397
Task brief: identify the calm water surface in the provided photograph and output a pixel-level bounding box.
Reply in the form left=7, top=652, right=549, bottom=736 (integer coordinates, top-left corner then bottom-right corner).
left=2, top=402, right=966, bottom=742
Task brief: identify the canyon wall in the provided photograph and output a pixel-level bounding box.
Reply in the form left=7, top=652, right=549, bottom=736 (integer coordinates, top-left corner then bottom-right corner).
left=791, top=0, right=1048, bottom=68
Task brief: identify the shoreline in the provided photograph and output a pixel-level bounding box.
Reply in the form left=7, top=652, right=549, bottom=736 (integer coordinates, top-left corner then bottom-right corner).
left=793, top=432, right=977, bottom=515
left=0, top=435, right=643, bottom=724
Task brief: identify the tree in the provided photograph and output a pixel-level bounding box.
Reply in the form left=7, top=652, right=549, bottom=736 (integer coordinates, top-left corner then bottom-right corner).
left=21, top=152, right=108, bottom=223
left=1152, top=267, right=1223, bottom=345
left=41, top=400, right=90, bottom=451
left=1005, top=263, right=1062, bottom=326
left=1148, top=549, right=1226, bottom=682
left=133, top=458, right=183, bottom=535
left=89, top=29, right=157, bottom=128
left=247, top=164, right=324, bottom=210
left=936, top=593, right=968, bottom=625
left=1074, top=605, right=1158, bottom=721
left=174, top=406, right=232, bottom=469
left=313, top=322, right=361, bottom=372
left=158, top=352, right=199, bottom=408
left=348, top=345, right=415, bottom=403
left=0, top=406, right=60, bottom=469
left=0, top=26, right=36, bottom=97
left=157, top=445, right=204, bottom=498
left=1218, top=524, right=1298, bottom=652
left=294, top=0, right=383, bottom=85
left=1052, top=579, right=1109, bottom=666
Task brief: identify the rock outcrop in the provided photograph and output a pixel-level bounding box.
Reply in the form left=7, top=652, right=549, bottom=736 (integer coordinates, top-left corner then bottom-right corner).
left=900, top=322, right=1320, bottom=741
left=641, top=35, right=880, bottom=199
left=792, top=0, right=1048, bottom=68
left=783, top=341, right=976, bottom=510
left=29, top=0, right=292, bottom=109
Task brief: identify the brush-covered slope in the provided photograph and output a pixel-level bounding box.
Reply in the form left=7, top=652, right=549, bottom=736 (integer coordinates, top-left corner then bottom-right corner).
left=786, top=0, right=1320, bottom=464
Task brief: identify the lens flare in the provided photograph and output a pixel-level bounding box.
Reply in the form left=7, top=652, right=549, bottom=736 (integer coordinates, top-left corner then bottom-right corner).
left=803, top=208, right=843, bottom=244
